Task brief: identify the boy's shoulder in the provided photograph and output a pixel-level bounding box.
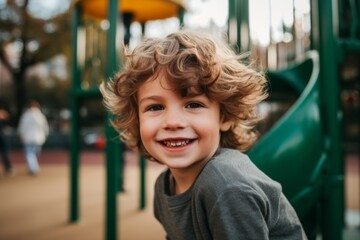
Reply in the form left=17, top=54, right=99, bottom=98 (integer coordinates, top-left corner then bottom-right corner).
left=201, top=148, right=254, bottom=179
left=194, top=148, right=281, bottom=198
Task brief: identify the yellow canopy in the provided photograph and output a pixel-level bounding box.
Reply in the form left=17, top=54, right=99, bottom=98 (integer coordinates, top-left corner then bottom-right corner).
left=79, top=0, right=186, bottom=22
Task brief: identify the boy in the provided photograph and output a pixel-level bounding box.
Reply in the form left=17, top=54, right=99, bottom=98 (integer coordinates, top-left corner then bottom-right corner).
left=101, top=30, right=307, bottom=239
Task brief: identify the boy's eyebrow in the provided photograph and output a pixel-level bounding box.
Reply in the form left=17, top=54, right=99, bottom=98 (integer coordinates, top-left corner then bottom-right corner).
left=138, top=92, right=207, bottom=104
left=138, top=95, right=162, bottom=104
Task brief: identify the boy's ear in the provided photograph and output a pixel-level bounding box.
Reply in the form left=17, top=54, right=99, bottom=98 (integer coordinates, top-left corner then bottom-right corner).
left=220, top=119, right=232, bottom=132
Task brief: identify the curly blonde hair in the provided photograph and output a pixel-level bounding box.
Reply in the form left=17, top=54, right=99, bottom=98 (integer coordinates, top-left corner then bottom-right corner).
left=101, top=30, right=268, bottom=159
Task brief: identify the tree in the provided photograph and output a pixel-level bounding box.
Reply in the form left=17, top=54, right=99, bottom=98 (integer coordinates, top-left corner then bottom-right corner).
left=0, top=0, right=73, bottom=123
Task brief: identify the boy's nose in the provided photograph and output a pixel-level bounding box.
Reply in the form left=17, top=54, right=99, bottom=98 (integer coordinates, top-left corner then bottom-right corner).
left=162, top=109, right=187, bottom=130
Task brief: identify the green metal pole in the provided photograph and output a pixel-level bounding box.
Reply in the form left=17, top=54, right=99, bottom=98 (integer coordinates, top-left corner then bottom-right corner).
left=228, top=0, right=237, bottom=49
left=317, top=0, right=344, bottom=239
left=69, top=4, right=81, bottom=223
left=236, top=0, right=241, bottom=51
left=236, top=0, right=250, bottom=52
left=135, top=23, right=147, bottom=211
left=140, top=156, right=146, bottom=209
left=228, top=0, right=249, bottom=53
left=105, top=0, right=120, bottom=239
left=178, top=7, right=185, bottom=27
left=105, top=115, right=121, bottom=240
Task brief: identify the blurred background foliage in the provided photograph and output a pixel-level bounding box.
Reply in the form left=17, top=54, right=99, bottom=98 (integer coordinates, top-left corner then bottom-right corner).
left=0, top=0, right=73, bottom=126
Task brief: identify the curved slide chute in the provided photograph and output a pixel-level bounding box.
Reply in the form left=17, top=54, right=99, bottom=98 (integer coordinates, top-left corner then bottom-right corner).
left=248, top=51, right=326, bottom=238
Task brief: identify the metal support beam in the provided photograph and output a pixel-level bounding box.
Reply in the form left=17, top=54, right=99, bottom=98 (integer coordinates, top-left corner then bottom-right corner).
left=140, top=156, right=146, bottom=209
left=69, top=4, right=81, bottom=223
left=105, top=0, right=121, bottom=239
left=316, top=0, right=344, bottom=239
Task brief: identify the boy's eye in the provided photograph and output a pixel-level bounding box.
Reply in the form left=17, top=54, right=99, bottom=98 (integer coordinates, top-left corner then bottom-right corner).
left=147, top=105, right=164, bottom=111
left=186, top=102, right=204, bottom=109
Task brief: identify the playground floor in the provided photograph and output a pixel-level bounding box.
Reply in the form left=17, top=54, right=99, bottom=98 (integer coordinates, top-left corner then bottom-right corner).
left=0, top=149, right=359, bottom=240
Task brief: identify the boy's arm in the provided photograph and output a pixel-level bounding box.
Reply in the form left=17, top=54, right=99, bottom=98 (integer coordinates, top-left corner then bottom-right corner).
left=208, top=186, right=270, bottom=240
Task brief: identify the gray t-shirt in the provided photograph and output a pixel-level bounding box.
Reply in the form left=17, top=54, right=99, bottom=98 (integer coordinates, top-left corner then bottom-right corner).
left=154, top=148, right=307, bottom=240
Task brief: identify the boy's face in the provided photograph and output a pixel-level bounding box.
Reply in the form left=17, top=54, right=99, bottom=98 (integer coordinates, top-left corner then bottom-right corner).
left=137, top=74, right=230, bottom=174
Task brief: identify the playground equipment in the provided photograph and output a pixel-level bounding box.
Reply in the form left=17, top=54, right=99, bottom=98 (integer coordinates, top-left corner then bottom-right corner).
left=70, top=0, right=354, bottom=239
left=249, top=50, right=325, bottom=239
left=230, top=0, right=345, bottom=239
left=81, top=0, right=184, bottom=22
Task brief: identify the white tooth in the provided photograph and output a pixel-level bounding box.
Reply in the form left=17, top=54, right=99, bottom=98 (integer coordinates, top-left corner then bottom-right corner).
left=163, top=140, right=190, bottom=147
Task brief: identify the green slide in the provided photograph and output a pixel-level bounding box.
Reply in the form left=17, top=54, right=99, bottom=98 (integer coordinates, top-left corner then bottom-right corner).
left=248, top=51, right=325, bottom=238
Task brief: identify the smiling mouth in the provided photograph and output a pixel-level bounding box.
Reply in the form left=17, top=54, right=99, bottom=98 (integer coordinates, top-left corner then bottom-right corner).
left=161, top=139, right=193, bottom=147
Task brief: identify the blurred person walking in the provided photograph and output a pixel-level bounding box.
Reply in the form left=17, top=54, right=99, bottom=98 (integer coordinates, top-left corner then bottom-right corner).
left=18, top=100, right=49, bottom=175
left=0, top=99, right=15, bottom=176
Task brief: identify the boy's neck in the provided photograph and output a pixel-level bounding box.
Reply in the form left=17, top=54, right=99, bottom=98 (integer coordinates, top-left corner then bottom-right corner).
left=170, top=171, right=194, bottom=195
left=169, top=159, right=209, bottom=195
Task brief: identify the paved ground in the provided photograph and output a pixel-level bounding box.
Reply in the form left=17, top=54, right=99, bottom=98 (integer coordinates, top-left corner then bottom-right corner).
left=0, top=149, right=359, bottom=240
left=0, top=150, right=167, bottom=240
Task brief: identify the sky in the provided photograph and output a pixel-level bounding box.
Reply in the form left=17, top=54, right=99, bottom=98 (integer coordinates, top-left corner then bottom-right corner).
left=26, top=0, right=71, bottom=20
left=185, top=0, right=228, bottom=28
